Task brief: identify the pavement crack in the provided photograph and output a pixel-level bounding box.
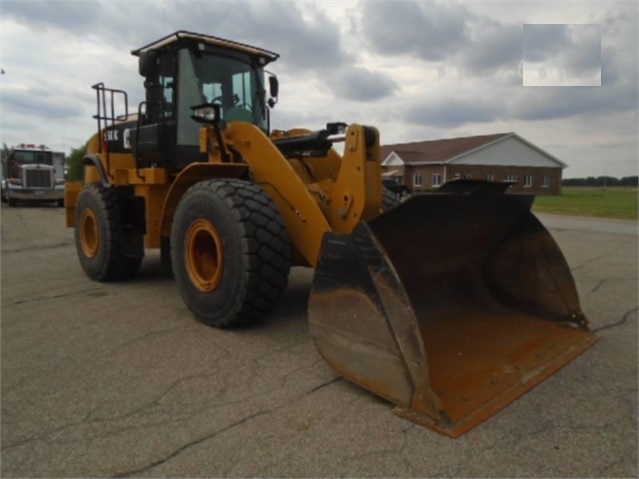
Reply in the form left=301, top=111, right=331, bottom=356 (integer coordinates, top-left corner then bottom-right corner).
left=570, top=253, right=609, bottom=272
left=0, top=411, right=93, bottom=451
left=112, top=325, right=192, bottom=350
left=1, top=373, right=219, bottom=452
left=592, top=306, right=638, bottom=333
left=251, top=339, right=312, bottom=364
left=111, top=407, right=281, bottom=478
left=1, top=240, right=74, bottom=254
left=8, top=288, right=104, bottom=306
left=590, top=279, right=607, bottom=293
left=307, top=377, right=342, bottom=394
left=589, top=277, right=637, bottom=294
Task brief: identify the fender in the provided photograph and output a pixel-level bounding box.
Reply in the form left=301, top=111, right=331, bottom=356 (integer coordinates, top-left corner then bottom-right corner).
left=81, top=154, right=111, bottom=188
left=159, top=162, right=248, bottom=239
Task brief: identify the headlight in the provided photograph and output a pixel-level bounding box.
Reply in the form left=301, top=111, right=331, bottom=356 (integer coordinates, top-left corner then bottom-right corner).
left=190, top=103, right=220, bottom=124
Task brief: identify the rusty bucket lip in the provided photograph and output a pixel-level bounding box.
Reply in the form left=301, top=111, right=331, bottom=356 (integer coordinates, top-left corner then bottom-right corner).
left=393, top=331, right=599, bottom=438
left=309, top=193, right=597, bottom=437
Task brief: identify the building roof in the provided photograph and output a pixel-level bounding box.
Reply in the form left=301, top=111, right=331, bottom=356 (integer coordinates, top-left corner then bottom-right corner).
left=381, top=132, right=566, bottom=168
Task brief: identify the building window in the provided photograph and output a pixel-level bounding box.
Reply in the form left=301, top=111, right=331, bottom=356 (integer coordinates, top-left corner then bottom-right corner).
left=542, top=175, right=551, bottom=187
left=463, top=173, right=473, bottom=179
left=486, top=174, right=495, bottom=182
left=524, top=175, right=533, bottom=187
left=432, top=173, right=442, bottom=186
left=506, top=174, right=517, bottom=182
left=413, top=174, right=423, bottom=187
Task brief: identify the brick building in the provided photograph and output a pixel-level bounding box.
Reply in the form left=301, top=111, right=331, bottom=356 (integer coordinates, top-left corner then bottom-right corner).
left=381, top=132, right=565, bottom=195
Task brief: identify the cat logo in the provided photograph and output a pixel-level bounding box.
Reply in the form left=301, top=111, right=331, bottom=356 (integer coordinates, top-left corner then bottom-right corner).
left=104, top=129, right=118, bottom=142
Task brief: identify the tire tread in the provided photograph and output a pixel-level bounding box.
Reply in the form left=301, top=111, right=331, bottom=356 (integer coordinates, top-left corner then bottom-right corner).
left=76, top=183, right=141, bottom=282
left=174, top=179, right=291, bottom=327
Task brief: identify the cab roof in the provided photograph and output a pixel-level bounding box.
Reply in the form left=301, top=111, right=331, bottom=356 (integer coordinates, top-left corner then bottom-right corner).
left=131, top=31, right=280, bottom=64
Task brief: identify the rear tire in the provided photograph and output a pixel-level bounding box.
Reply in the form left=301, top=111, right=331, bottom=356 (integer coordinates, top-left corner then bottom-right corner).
left=74, top=183, right=142, bottom=281
left=171, top=179, right=291, bottom=328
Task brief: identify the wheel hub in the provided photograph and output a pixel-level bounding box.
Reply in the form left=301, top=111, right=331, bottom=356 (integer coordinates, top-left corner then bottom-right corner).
left=80, top=208, right=99, bottom=258
left=184, top=219, right=224, bottom=293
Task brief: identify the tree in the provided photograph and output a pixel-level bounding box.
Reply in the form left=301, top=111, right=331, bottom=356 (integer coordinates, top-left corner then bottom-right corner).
left=66, top=144, right=87, bottom=181
left=562, top=176, right=638, bottom=187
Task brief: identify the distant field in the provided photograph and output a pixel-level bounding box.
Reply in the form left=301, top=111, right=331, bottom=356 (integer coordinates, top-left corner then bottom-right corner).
left=533, top=187, right=638, bottom=220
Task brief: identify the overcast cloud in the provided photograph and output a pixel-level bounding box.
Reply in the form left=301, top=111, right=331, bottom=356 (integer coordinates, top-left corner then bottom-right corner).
left=360, top=1, right=471, bottom=61
left=523, top=24, right=602, bottom=84
left=0, top=0, right=636, bottom=178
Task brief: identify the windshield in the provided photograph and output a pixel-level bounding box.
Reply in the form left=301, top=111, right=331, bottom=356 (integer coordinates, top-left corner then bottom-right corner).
left=177, top=48, right=267, bottom=147
left=12, top=150, right=53, bottom=165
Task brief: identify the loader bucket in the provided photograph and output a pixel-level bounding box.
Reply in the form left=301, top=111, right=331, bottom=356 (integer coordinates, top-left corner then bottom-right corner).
left=308, top=189, right=598, bottom=437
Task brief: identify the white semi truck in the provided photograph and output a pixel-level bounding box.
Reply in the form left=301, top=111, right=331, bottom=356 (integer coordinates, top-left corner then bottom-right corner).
left=1, top=144, right=65, bottom=207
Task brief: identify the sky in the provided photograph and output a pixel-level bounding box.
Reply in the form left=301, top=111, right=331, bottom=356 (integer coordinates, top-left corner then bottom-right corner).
left=0, top=0, right=637, bottom=178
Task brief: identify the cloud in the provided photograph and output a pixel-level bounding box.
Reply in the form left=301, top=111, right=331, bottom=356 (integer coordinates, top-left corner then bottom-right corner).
left=403, top=97, right=503, bottom=128
left=358, top=2, right=524, bottom=82
left=523, top=24, right=602, bottom=80
left=234, top=2, right=350, bottom=71
left=459, top=19, right=522, bottom=75
left=0, top=0, right=154, bottom=52
left=2, top=1, right=349, bottom=72
left=0, top=0, right=106, bottom=35
left=2, top=85, right=85, bottom=119
left=509, top=75, right=636, bottom=122
left=359, top=1, right=471, bottom=61
left=147, top=2, right=351, bottom=72
left=327, top=67, right=398, bottom=101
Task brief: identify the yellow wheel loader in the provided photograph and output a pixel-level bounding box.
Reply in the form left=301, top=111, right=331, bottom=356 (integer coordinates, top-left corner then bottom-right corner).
left=65, top=31, right=598, bottom=437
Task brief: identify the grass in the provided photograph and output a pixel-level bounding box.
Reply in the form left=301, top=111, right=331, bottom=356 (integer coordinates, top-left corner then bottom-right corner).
left=533, top=187, right=638, bottom=220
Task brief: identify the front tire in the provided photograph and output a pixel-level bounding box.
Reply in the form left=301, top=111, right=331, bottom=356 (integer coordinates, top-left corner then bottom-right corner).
left=74, top=183, right=142, bottom=281
left=171, top=179, right=291, bottom=328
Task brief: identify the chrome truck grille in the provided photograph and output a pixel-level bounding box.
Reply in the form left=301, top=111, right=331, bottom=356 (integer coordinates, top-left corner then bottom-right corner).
left=25, top=169, right=53, bottom=188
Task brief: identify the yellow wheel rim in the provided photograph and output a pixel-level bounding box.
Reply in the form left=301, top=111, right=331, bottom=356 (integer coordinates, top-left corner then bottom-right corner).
left=184, top=219, right=224, bottom=293
left=80, top=208, right=99, bottom=259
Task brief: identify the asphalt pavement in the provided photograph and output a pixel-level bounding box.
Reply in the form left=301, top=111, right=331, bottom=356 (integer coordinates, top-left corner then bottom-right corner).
left=1, top=203, right=637, bottom=478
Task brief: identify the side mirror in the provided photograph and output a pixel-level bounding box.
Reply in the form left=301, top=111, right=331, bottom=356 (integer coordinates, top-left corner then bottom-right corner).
left=138, top=51, right=157, bottom=78
left=268, top=75, right=279, bottom=99
left=268, top=75, right=279, bottom=108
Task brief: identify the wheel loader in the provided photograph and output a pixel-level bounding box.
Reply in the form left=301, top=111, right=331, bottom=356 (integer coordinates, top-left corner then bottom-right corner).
left=65, top=31, right=598, bottom=437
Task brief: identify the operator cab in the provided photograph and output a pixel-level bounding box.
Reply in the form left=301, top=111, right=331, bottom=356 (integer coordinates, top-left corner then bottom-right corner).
left=131, top=31, right=279, bottom=170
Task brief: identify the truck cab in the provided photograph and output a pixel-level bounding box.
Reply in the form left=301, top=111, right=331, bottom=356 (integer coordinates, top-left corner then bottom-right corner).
left=1, top=144, right=65, bottom=206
